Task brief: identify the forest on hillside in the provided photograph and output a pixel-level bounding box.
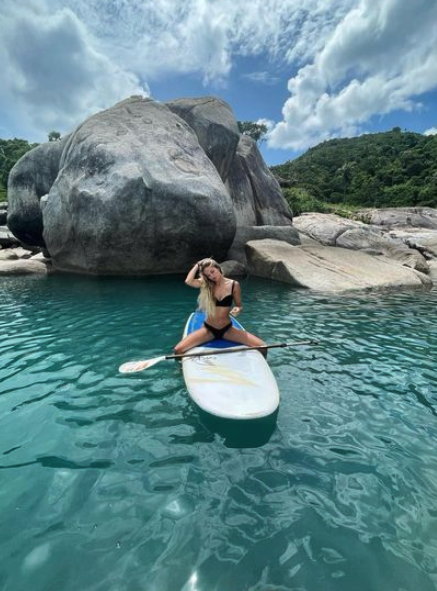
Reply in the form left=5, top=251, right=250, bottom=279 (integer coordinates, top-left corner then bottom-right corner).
left=0, top=138, right=39, bottom=201
left=271, top=128, right=437, bottom=215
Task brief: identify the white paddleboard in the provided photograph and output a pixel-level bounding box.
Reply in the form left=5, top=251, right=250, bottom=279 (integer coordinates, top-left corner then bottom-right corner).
left=182, top=312, right=280, bottom=420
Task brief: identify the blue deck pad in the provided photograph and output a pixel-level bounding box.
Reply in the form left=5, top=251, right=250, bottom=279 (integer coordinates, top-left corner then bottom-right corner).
left=186, top=310, right=244, bottom=349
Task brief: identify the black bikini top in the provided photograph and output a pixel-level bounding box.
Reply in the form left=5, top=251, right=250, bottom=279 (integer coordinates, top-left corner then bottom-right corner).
left=215, top=281, right=235, bottom=307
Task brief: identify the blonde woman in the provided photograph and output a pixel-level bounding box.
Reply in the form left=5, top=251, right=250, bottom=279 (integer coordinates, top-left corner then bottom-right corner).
left=174, top=259, right=266, bottom=354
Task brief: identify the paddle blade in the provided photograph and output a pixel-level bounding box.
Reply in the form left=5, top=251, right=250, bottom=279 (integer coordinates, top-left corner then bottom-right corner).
left=119, top=356, right=165, bottom=373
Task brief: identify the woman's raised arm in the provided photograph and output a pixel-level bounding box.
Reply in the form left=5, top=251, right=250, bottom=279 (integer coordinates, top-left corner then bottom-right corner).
left=185, top=262, right=202, bottom=288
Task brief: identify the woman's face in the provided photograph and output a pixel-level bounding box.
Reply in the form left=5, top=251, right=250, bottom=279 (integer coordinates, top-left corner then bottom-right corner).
left=202, top=264, right=221, bottom=282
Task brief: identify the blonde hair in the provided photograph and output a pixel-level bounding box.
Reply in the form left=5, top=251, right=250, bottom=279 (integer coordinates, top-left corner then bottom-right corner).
left=197, top=258, right=222, bottom=318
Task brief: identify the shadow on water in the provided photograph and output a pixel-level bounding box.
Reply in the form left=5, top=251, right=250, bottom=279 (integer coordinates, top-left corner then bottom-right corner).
left=196, top=407, right=279, bottom=448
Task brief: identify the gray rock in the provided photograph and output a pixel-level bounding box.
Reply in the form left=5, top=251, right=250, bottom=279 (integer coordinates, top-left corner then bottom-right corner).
left=297, top=232, right=320, bottom=246
left=227, top=224, right=300, bottom=265
left=42, top=96, right=236, bottom=275
left=294, top=212, right=428, bottom=273
left=354, top=207, right=437, bottom=229
left=7, top=136, right=70, bottom=246
left=336, top=227, right=428, bottom=273
left=220, top=259, right=247, bottom=277
left=166, top=96, right=240, bottom=183
left=245, top=239, right=432, bottom=292
left=0, top=246, right=33, bottom=260
left=226, top=135, right=293, bottom=227
left=0, top=249, right=19, bottom=260
left=0, top=205, right=7, bottom=226
left=0, top=258, right=52, bottom=275
left=0, top=226, right=20, bottom=247
left=428, top=260, right=437, bottom=281
left=388, top=229, right=437, bottom=259
left=293, top=213, right=357, bottom=245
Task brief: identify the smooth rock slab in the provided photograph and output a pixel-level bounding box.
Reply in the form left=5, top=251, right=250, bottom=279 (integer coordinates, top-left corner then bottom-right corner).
left=245, top=239, right=432, bottom=292
left=0, top=258, right=52, bottom=275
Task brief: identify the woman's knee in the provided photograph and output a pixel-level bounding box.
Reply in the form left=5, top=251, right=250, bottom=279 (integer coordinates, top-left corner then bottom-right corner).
left=174, top=342, right=185, bottom=355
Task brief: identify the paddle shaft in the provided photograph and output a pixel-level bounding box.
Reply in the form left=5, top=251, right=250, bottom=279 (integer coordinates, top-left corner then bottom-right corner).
left=165, top=339, right=318, bottom=361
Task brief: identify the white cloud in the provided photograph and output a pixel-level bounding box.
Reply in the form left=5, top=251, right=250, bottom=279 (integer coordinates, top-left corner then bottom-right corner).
left=1, top=0, right=437, bottom=153
left=0, top=0, right=147, bottom=140
left=0, top=0, right=350, bottom=141
left=424, top=127, right=437, bottom=136
left=242, top=72, right=280, bottom=85
left=45, top=0, right=350, bottom=82
left=268, top=0, right=437, bottom=150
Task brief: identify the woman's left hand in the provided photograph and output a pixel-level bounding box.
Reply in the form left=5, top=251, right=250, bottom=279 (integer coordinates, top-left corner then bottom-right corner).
left=230, top=307, right=240, bottom=317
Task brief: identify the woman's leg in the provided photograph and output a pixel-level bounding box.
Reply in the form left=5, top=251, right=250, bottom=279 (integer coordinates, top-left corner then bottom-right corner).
left=174, top=326, right=213, bottom=355
left=223, top=326, right=266, bottom=348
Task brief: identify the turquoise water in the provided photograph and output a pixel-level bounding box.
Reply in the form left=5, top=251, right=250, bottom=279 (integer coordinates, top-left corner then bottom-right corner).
left=1, top=274, right=437, bottom=591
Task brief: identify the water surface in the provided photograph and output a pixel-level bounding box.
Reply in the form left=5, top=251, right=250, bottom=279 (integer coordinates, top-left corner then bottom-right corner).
left=1, top=274, right=437, bottom=590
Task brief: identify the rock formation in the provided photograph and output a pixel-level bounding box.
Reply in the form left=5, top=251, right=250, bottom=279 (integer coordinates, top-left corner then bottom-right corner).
left=293, top=212, right=428, bottom=273
left=7, top=96, right=293, bottom=275
left=245, top=239, right=432, bottom=292
left=7, top=135, right=69, bottom=246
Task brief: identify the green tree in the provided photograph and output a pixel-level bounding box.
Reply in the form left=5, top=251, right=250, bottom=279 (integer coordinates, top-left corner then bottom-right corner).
left=48, top=130, right=61, bottom=142
left=237, top=121, right=268, bottom=144
left=271, top=129, right=437, bottom=209
left=0, top=138, right=39, bottom=200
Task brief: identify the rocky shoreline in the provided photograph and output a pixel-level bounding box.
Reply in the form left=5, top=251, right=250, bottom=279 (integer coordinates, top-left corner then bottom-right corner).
left=2, top=205, right=437, bottom=292
left=3, top=94, right=437, bottom=292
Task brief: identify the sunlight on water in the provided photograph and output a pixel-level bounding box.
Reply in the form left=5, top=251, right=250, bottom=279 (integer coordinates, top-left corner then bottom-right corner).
left=1, top=274, right=437, bottom=590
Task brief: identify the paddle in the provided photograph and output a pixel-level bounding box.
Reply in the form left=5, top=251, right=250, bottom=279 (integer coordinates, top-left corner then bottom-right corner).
left=119, top=339, right=319, bottom=373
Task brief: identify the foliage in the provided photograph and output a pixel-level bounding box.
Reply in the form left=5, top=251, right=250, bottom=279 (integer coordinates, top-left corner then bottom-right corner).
left=283, top=188, right=358, bottom=218
left=48, top=131, right=61, bottom=142
left=0, top=138, right=39, bottom=201
left=271, top=129, right=437, bottom=209
left=237, top=121, right=268, bottom=143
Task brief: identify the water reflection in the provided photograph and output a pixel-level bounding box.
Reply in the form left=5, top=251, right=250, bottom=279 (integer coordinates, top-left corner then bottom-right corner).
left=196, top=408, right=278, bottom=448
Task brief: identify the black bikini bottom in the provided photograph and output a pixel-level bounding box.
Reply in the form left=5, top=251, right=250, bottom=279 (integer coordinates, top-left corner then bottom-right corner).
left=204, top=321, right=232, bottom=340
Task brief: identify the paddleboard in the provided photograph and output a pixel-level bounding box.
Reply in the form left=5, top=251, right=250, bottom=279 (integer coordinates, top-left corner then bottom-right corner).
left=182, top=311, right=280, bottom=420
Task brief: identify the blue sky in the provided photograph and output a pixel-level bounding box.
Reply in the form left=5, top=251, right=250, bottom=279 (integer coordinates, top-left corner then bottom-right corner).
left=1, top=0, right=437, bottom=166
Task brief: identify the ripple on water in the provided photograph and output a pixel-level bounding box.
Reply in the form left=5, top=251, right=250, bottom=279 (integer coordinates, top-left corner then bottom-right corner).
left=1, top=276, right=437, bottom=590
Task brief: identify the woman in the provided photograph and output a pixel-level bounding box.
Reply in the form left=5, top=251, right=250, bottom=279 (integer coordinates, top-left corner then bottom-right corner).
left=174, top=258, right=266, bottom=354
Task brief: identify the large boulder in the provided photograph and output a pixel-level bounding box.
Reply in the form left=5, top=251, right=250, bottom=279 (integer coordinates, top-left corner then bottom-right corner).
left=7, top=95, right=295, bottom=276
left=41, top=97, right=235, bottom=274
left=166, top=96, right=240, bottom=183
left=294, top=213, right=428, bottom=273
left=7, top=136, right=70, bottom=246
left=245, top=239, right=432, bottom=292
left=226, top=135, right=293, bottom=227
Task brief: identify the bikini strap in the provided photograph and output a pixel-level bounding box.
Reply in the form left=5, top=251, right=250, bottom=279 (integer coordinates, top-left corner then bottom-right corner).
left=231, top=280, right=235, bottom=293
